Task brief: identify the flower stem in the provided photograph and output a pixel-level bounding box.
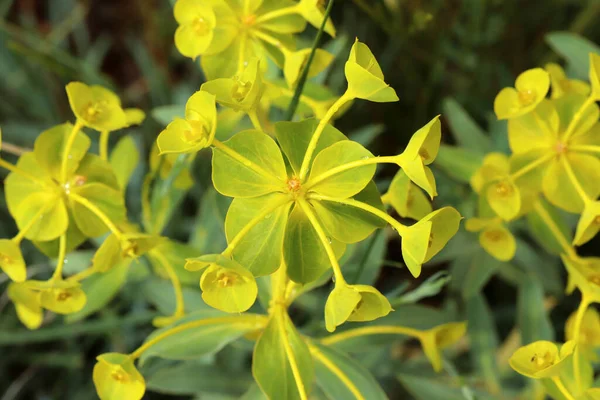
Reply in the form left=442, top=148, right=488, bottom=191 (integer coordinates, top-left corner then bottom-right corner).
left=309, top=343, right=365, bottom=400
left=532, top=200, right=577, bottom=258
left=297, top=197, right=346, bottom=285
left=99, top=130, right=110, bottom=161
left=50, top=234, right=67, bottom=281
left=151, top=251, right=185, bottom=317
left=254, top=5, right=299, bottom=24
left=0, top=159, right=48, bottom=187
left=247, top=109, right=264, bottom=132
left=67, top=266, right=96, bottom=282
left=561, top=155, right=592, bottom=206
left=509, top=153, right=553, bottom=181
left=551, top=376, right=576, bottom=400
left=562, top=95, right=596, bottom=143
left=307, top=194, right=409, bottom=235
left=212, top=138, right=284, bottom=183
left=127, top=314, right=267, bottom=360
left=572, top=295, right=590, bottom=391
left=304, top=156, right=398, bottom=190
left=60, top=119, right=84, bottom=184
left=298, top=91, right=353, bottom=180
left=276, top=308, right=309, bottom=400
left=68, top=192, right=124, bottom=241
left=321, top=325, right=423, bottom=346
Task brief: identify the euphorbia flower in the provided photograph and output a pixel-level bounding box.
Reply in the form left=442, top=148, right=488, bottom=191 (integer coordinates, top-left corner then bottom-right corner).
left=25, top=279, right=87, bottom=314
left=7, top=282, right=43, bottom=330
left=66, top=82, right=127, bottom=132
left=565, top=307, right=600, bottom=357
left=509, top=340, right=576, bottom=379
left=324, top=283, right=392, bottom=332
left=545, top=63, right=590, bottom=99
left=382, top=169, right=432, bottom=220
left=0, top=239, right=26, bottom=282
left=465, top=217, right=516, bottom=261
left=494, top=68, right=550, bottom=120
left=418, top=322, right=467, bottom=372
left=93, top=353, right=145, bottom=400
left=562, top=255, right=600, bottom=303
left=157, top=91, right=218, bottom=154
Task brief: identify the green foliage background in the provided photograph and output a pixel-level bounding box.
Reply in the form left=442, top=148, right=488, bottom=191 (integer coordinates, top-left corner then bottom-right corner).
left=2, top=0, right=600, bottom=398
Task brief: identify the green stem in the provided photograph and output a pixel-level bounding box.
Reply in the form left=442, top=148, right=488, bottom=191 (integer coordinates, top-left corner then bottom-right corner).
left=99, top=130, right=110, bottom=161
left=532, top=201, right=577, bottom=258
left=0, top=159, right=48, bottom=187
left=276, top=308, right=308, bottom=400
left=60, top=119, right=83, bottom=183
left=254, top=5, right=299, bottom=24
left=50, top=234, right=67, bottom=281
left=151, top=251, right=185, bottom=317
left=321, top=325, right=423, bottom=346
left=68, top=192, right=124, bottom=241
left=304, top=156, right=398, bottom=190
left=247, top=109, right=264, bottom=132
left=309, top=343, right=365, bottom=400
left=298, top=91, right=353, bottom=180
left=285, top=0, right=335, bottom=121
left=551, top=376, right=576, bottom=400
left=67, top=266, right=96, bottom=282
left=297, top=197, right=346, bottom=284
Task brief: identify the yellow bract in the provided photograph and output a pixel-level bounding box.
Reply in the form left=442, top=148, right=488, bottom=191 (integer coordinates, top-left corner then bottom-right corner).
left=563, top=256, right=600, bottom=303
left=470, top=152, right=510, bottom=193
left=590, top=53, right=600, bottom=99
left=284, top=48, right=333, bottom=88
left=494, top=68, right=550, bottom=120
left=157, top=91, right=217, bottom=154
left=418, top=322, right=467, bottom=372
left=199, top=262, right=257, bottom=313
left=485, top=179, right=521, bottom=221
left=565, top=308, right=600, bottom=351
left=466, top=217, right=516, bottom=261
left=66, top=82, right=127, bottom=132
left=93, top=353, right=145, bottom=400
left=345, top=39, right=399, bottom=103
left=25, top=279, right=87, bottom=314
left=297, top=0, right=336, bottom=37
left=509, top=340, right=575, bottom=379
left=383, top=170, right=432, bottom=220
left=324, top=283, right=392, bottom=332
left=7, top=282, right=43, bottom=330
left=174, top=0, right=217, bottom=59
left=0, top=239, right=26, bottom=282
left=545, top=63, right=590, bottom=99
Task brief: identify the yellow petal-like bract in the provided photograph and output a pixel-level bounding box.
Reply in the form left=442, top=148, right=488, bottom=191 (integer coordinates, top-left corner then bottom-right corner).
left=509, top=340, right=575, bottom=379
left=419, top=322, right=467, bottom=372
left=66, top=82, right=127, bottom=132
left=93, top=353, right=145, bottom=400
left=494, top=68, right=550, bottom=120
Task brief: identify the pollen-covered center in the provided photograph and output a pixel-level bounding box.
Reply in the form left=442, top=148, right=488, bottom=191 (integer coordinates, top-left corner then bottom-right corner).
left=483, top=229, right=503, bottom=242
left=231, top=77, right=252, bottom=102
left=518, top=89, right=536, bottom=106
left=287, top=177, right=302, bottom=193
left=216, top=271, right=238, bottom=287
left=193, top=17, right=211, bottom=35
left=81, top=101, right=107, bottom=122
left=0, top=253, right=14, bottom=264
left=122, top=241, right=139, bottom=258
left=111, top=367, right=129, bottom=383
left=56, top=290, right=72, bottom=302
left=530, top=351, right=555, bottom=370
left=555, top=141, right=568, bottom=154
left=494, top=182, right=513, bottom=197
left=241, top=14, right=256, bottom=26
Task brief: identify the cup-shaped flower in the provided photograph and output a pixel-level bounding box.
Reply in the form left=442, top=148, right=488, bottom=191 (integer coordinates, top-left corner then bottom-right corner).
left=418, top=322, right=467, bottom=372
left=93, top=353, right=145, bottom=400
left=574, top=201, right=600, bottom=246
left=494, top=68, right=550, bottom=120
left=565, top=308, right=600, bottom=353
left=124, top=108, right=146, bottom=127
left=383, top=169, right=432, bottom=220
left=591, top=53, right=600, bottom=100
left=485, top=178, right=521, bottom=221
left=66, top=82, right=127, bottom=131
left=284, top=48, right=334, bottom=88
left=324, top=283, right=392, bottom=332
left=545, top=63, right=590, bottom=99
left=157, top=91, right=218, bottom=154
left=199, top=259, right=258, bottom=313
left=7, top=282, right=43, bottom=330
left=26, top=279, right=87, bottom=314
left=401, top=207, right=462, bottom=277
left=470, top=153, right=510, bottom=193
left=396, top=116, right=441, bottom=198
left=345, top=39, right=399, bottom=103
left=93, top=233, right=164, bottom=273
left=465, top=218, right=516, bottom=261
left=173, top=0, right=216, bottom=59
left=0, top=239, right=26, bottom=282
left=562, top=256, right=600, bottom=303
left=509, top=340, right=576, bottom=379
left=297, top=0, right=336, bottom=37
left=201, top=58, right=264, bottom=112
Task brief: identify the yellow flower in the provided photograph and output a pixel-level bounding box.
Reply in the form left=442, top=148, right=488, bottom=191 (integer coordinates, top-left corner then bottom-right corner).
left=157, top=91, right=217, bottom=154
left=382, top=170, right=432, bottom=220
left=93, top=353, right=145, bottom=400
left=297, top=0, right=336, bottom=37
left=25, top=279, right=87, bottom=314
left=494, top=68, right=550, bottom=120
left=465, top=217, right=516, bottom=261
left=7, top=282, right=43, bottom=330
left=174, top=0, right=217, bottom=59
left=418, top=322, right=467, bottom=372
left=545, top=63, right=590, bottom=99
left=565, top=307, right=600, bottom=353
left=470, top=152, right=510, bottom=193
left=283, top=48, right=333, bottom=88
left=562, top=256, right=600, bottom=303
left=93, top=232, right=164, bottom=273
left=324, top=283, right=392, bottom=332
left=0, top=239, right=26, bottom=282
left=509, top=340, right=576, bottom=379
left=66, top=82, right=127, bottom=132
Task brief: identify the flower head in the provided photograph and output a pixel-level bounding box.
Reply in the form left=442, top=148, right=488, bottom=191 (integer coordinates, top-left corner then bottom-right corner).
left=93, top=353, right=145, bottom=400
left=465, top=218, right=516, bottom=261
left=7, top=282, right=43, bottom=330
left=345, top=39, right=398, bottom=103
left=383, top=170, right=432, bottom=220
left=562, top=256, right=600, bottom=303
left=419, top=322, right=467, bottom=372
left=93, top=233, right=164, bottom=273
left=66, top=82, right=127, bottom=131
left=174, top=0, right=217, bottom=59
left=545, top=63, right=590, bottom=99
left=509, top=340, right=575, bottom=379
left=26, top=279, right=87, bottom=314
left=494, top=68, right=550, bottom=120
left=325, top=283, right=392, bottom=332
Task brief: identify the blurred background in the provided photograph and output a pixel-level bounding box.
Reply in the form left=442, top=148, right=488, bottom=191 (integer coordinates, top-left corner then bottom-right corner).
left=2, top=0, right=600, bottom=399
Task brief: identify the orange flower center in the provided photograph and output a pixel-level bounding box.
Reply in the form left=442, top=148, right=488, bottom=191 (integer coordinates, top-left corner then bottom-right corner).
left=241, top=14, right=256, bottom=26
left=287, top=177, right=302, bottom=193
left=518, top=89, right=536, bottom=106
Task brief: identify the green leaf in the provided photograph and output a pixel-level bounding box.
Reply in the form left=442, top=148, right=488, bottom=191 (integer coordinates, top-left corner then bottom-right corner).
left=66, top=261, right=130, bottom=322
left=139, top=311, right=265, bottom=364
left=109, top=135, right=139, bottom=190
left=545, top=32, right=600, bottom=79
left=311, top=181, right=385, bottom=244
left=466, top=294, right=501, bottom=395
left=69, top=183, right=126, bottom=237
left=435, top=145, right=484, bottom=183
left=253, top=312, right=315, bottom=400
left=442, top=98, right=491, bottom=152
left=450, top=250, right=502, bottom=299
left=311, top=343, right=387, bottom=400
left=391, top=271, right=451, bottom=307
left=13, top=192, right=68, bottom=242
left=517, top=274, right=554, bottom=343
left=190, top=188, right=230, bottom=254
left=212, top=130, right=287, bottom=198
left=224, top=193, right=291, bottom=276
left=398, top=373, right=496, bottom=400
left=284, top=204, right=345, bottom=284
left=307, top=141, right=376, bottom=198
left=274, top=119, right=347, bottom=176
left=526, top=198, right=572, bottom=255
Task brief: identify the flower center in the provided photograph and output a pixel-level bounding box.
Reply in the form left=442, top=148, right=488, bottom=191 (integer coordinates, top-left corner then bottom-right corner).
left=595, top=216, right=600, bottom=225
left=0, top=253, right=14, bottom=264
left=56, top=291, right=72, bottom=302
left=588, top=275, right=600, bottom=286
left=494, top=182, right=512, bottom=197
left=483, top=229, right=503, bottom=242
left=111, top=367, right=129, bottom=382
left=217, top=272, right=238, bottom=287
left=241, top=14, right=256, bottom=26
left=73, top=175, right=87, bottom=186
left=231, top=77, right=252, bottom=102
left=81, top=101, right=106, bottom=122
left=530, top=351, right=555, bottom=369
left=182, top=123, right=210, bottom=144
left=193, top=17, right=211, bottom=35
left=555, top=142, right=567, bottom=154
left=287, top=177, right=302, bottom=193
left=122, top=241, right=138, bottom=258
left=419, top=149, right=429, bottom=160
left=518, top=89, right=536, bottom=106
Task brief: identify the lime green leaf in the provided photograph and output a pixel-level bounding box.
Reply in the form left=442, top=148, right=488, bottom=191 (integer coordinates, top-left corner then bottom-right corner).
left=297, top=0, right=336, bottom=37
left=442, top=97, right=491, bottom=152
left=5, top=153, right=52, bottom=218
left=212, top=130, right=287, bottom=198
left=109, top=135, right=139, bottom=190
left=434, top=145, right=484, bottom=184
left=14, top=192, right=68, bottom=242
left=284, top=48, right=334, bottom=88
left=225, top=193, right=291, bottom=276
left=545, top=32, right=600, bottom=79
left=69, top=183, right=126, bottom=238
left=148, top=241, right=202, bottom=286
left=274, top=118, right=346, bottom=175
left=527, top=198, right=571, bottom=255
left=324, top=284, right=361, bottom=332
left=76, top=154, right=121, bottom=190
left=311, top=343, right=387, bottom=400
left=253, top=311, right=315, bottom=400
left=307, top=141, right=375, bottom=198
left=284, top=204, right=345, bottom=284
